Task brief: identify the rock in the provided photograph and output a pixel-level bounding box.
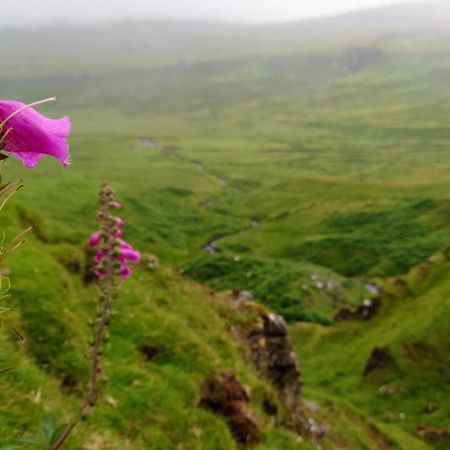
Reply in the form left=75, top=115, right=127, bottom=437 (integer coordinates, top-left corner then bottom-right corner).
left=231, top=289, right=253, bottom=302
left=365, top=283, right=380, bottom=296
left=307, top=417, right=328, bottom=438
left=379, top=384, right=399, bottom=395
left=144, top=254, right=160, bottom=270
left=304, top=400, right=320, bottom=413
left=334, top=297, right=381, bottom=322
left=363, top=346, right=397, bottom=376
left=105, top=395, right=118, bottom=407
left=203, top=239, right=219, bottom=254
left=247, top=308, right=310, bottom=434
left=200, top=372, right=261, bottom=445
left=416, top=425, right=450, bottom=443
left=140, top=138, right=159, bottom=148
left=263, top=313, right=288, bottom=337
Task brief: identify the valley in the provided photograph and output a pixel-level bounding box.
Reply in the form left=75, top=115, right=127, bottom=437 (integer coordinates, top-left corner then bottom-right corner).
left=0, top=3, right=450, bottom=448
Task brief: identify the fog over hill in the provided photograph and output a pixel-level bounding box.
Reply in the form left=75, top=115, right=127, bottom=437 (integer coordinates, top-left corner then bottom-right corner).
left=0, top=0, right=446, bottom=26
left=1, top=1, right=450, bottom=108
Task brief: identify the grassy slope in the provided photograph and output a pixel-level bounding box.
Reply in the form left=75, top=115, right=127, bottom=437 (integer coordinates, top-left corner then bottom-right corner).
left=291, top=249, right=450, bottom=448
left=0, top=223, right=409, bottom=450
left=1, top=227, right=313, bottom=450
left=0, top=3, right=449, bottom=447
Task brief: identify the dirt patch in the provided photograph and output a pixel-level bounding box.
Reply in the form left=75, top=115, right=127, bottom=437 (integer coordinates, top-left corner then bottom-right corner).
left=200, top=371, right=260, bottom=445
left=363, top=346, right=397, bottom=376
left=138, top=344, right=159, bottom=361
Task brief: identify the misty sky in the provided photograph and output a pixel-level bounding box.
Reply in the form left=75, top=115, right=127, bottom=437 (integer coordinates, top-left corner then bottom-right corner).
left=0, top=0, right=442, bottom=26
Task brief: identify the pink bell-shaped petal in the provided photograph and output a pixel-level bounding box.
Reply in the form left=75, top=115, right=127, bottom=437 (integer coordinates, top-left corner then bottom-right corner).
left=88, top=232, right=101, bottom=247
left=118, top=239, right=132, bottom=250
left=120, top=248, right=141, bottom=263
left=94, top=268, right=108, bottom=278
left=120, top=264, right=132, bottom=279
left=113, top=229, right=123, bottom=238
left=0, top=100, right=71, bottom=168
left=94, top=250, right=106, bottom=265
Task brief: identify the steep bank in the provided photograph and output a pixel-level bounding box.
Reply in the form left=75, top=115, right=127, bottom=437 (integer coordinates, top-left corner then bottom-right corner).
left=0, top=215, right=424, bottom=449
left=291, top=249, right=450, bottom=450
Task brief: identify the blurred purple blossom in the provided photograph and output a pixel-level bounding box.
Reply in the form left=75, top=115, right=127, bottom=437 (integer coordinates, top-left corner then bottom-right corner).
left=0, top=98, right=71, bottom=168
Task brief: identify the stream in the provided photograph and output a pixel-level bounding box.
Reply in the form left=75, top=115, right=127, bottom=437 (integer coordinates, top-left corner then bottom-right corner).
left=139, top=138, right=260, bottom=254
left=203, top=219, right=260, bottom=254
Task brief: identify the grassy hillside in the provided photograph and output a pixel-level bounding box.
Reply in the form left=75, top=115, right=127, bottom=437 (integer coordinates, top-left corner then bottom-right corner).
left=292, top=248, right=450, bottom=449
left=0, top=228, right=312, bottom=450
left=1, top=221, right=421, bottom=450
left=0, top=2, right=450, bottom=448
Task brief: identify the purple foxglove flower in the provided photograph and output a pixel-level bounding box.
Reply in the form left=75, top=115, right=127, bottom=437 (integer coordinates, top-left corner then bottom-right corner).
left=120, top=264, right=132, bottom=279
left=94, top=250, right=106, bottom=264
left=94, top=268, right=108, bottom=278
left=119, top=239, right=132, bottom=250
left=120, top=248, right=141, bottom=263
left=115, top=218, right=124, bottom=228
left=0, top=99, right=71, bottom=168
left=88, top=232, right=101, bottom=247
left=113, top=229, right=123, bottom=238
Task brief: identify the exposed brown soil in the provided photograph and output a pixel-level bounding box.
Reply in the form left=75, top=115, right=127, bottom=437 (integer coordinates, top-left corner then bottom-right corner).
left=363, top=346, right=397, bottom=376
left=200, top=371, right=261, bottom=445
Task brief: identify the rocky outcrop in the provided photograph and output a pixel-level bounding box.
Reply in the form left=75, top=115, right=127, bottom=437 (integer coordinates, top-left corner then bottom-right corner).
left=334, top=297, right=381, bottom=322
left=245, top=305, right=310, bottom=434
left=200, top=372, right=261, bottom=445
left=416, top=425, right=450, bottom=444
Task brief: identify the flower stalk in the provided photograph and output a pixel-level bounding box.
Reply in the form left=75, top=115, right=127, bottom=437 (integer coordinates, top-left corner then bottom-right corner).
left=50, top=184, right=139, bottom=450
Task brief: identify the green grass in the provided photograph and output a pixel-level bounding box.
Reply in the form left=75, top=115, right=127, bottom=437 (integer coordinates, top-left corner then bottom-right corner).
left=1, top=5, right=450, bottom=448
left=0, top=232, right=315, bottom=449
left=291, top=250, right=450, bottom=446
left=182, top=254, right=366, bottom=324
